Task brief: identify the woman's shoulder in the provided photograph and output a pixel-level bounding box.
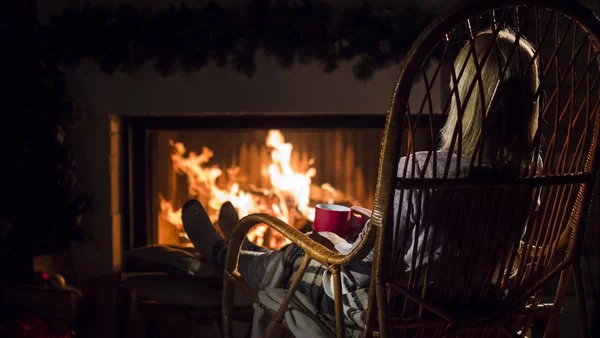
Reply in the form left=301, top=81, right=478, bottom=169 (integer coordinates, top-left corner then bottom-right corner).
left=398, top=151, right=455, bottom=177
left=398, top=151, right=471, bottom=178
left=399, top=151, right=453, bottom=164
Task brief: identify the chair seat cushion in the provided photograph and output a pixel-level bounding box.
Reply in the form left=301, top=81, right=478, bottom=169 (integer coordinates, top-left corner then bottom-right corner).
left=121, top=272, right=253, bottom=308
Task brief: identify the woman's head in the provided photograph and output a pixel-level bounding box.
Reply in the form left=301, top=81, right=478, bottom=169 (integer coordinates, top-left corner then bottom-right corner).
left=440, top=28, right=540, bottom=165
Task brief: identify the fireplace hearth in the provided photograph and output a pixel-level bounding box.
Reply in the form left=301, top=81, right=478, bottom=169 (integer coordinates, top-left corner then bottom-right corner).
left=124, top=113, right=387, bottom=250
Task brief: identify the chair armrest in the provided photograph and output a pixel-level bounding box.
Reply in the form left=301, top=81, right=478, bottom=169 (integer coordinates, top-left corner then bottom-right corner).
left=224, top=213, right=377, bottom=272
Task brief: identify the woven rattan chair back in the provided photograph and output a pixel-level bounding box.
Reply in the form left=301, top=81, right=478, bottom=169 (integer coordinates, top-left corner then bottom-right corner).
left=366, top=0, right=600, bottom=337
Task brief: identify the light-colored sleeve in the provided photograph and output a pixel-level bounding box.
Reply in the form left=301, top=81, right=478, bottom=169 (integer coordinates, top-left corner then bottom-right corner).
left=393, top=156, right=419, bottom=247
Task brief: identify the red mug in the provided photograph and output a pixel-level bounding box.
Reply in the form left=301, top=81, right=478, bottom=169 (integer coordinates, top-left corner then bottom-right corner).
left=313, top=204, right=352, bottom=237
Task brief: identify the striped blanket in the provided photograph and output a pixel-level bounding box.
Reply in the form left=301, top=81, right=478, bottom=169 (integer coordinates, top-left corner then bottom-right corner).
left=282, top=245, right=370, bottom=338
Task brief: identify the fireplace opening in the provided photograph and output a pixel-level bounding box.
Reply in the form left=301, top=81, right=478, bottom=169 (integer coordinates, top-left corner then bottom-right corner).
left=125, top=114, right=386, bottom=251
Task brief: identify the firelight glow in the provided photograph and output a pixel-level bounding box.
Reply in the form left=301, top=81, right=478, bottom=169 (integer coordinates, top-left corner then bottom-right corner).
left=160, top=129, right=351, bottom=249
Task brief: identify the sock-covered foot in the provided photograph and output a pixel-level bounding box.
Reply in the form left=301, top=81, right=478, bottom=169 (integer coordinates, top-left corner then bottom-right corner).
left=218, top=201, right=267, bottom=252
left=218, top=201, right=239, bottom=240
left=182, top=200, right=227, bottom=265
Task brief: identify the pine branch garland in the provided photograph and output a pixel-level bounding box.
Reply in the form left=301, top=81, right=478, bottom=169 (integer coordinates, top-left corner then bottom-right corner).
left=40, top=1, right=438, bottom=81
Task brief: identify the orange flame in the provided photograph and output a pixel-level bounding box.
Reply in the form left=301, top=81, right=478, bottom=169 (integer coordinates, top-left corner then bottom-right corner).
left=160, top=130, right=353, bottom=249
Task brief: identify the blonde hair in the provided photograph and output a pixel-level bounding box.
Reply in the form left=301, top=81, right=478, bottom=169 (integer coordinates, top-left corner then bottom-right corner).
left=440, top=28, right=540, bottom=165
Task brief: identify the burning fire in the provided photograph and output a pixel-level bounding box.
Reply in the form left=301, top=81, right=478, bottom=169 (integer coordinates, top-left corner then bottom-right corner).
left=160, top=130, right=353, bottom=249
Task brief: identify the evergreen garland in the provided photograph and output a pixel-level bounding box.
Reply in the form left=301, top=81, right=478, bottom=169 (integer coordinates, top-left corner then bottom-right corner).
left=40, top=1, right=437, bottom=80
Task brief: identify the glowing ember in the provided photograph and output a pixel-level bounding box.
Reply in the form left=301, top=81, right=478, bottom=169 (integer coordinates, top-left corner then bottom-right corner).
left=160, top=130, right=356, bottom=249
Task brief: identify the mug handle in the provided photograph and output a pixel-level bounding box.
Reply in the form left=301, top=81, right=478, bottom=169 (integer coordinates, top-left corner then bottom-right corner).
left=349, top=206, right=371, bottom=229
left=345, top=206, right=371, bottom=241
left=350, top=206, right=372, bottom=218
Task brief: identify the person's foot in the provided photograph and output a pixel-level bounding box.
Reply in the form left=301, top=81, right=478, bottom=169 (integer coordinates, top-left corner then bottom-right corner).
left=218, top=201, right=239, bottom=240
left=182, top=200, right=227, bottom=264
left=218, top=201, right=267, bottom=252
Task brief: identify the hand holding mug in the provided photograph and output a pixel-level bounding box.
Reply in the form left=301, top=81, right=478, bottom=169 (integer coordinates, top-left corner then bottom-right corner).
left=313, top=204, right=371, bottom=240
left=346, top=206, right=371, bottom=241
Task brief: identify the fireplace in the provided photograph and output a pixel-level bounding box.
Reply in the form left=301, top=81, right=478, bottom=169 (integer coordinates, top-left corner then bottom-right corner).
left=124, top=113, right=386, bottom=250
left=64, top=50, right=445, bottom=278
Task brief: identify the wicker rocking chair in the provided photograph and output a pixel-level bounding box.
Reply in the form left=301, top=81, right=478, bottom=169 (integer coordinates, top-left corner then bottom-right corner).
left=222, top=0, right=600, bottom=337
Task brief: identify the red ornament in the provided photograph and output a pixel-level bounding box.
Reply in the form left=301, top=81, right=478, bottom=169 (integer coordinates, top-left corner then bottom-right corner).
left=16, top=316, right=48, bottom=337
left=0, top=316, right=74, bottom=338
left=32, top=271, right=50, bottom=286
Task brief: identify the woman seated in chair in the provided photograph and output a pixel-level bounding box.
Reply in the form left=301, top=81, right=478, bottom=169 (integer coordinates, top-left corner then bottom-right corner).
left=182, top=28, right=541, bottom=335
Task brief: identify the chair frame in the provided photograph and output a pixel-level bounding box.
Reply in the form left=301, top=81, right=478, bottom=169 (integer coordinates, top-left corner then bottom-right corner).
left=222, top=1, right=600, bottom=337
